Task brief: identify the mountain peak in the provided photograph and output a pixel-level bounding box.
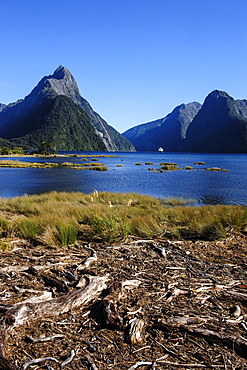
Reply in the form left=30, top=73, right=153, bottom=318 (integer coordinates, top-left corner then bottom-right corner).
left=0, top=66, right=136, bottom=152
left=207, top=90, right=232, bottom=100
left=52, top=65, right=71, bottom=80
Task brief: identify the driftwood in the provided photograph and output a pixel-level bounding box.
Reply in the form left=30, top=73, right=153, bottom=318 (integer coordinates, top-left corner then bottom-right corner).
left=127, top=318, right=145, bottom=344
left=23, top=357, right=60, bottom=370
left=0, top=262, right=67, bottom=273
left=102, top=279, right=142, bottom=331
left=85, top=354, right=98, bottom=370
left=0, top=275, right=108, bottom=370
left=77, top=246, right=97, bottom=270
left=1, top=235, right=247, bottom=368
left=40, top=272, right=69, bottom=292
left=3, top=275, right=108, bottom=329
left=155, top=318, right=247, bottom=359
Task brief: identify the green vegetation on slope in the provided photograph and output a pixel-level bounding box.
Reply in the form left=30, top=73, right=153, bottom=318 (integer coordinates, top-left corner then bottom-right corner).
left=8, top=96, right=107, bottom=151
left=0, top=192, right=246, bottom=247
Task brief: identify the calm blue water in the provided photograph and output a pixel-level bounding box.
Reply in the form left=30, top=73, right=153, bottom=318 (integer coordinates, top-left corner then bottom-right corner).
left=0, top=152, right=246, bottom=206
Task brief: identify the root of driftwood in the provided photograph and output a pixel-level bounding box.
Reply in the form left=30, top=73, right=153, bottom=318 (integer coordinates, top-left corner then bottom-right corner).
left=0, top=275, right=108, bottom=370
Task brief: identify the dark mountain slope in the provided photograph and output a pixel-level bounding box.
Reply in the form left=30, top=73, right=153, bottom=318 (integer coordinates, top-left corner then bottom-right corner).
left=184, top=90, right=247, bottom=153
left=0, top=104, right=6, bottom=113
left=123, top=102, right=201, bottom=151
left=9, top=95, right=107, bottom=151
left=0, top=137, right=14, bottom=149
left=0, top=66, right=135, bottom=151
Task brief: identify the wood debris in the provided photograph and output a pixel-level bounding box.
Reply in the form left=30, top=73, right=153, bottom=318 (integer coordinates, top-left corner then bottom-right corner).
left=0, top=234, right=246, bottom=369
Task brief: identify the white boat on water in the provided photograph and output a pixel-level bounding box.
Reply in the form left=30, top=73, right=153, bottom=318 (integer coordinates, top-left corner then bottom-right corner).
left=158, top=147, right=164, bottom=152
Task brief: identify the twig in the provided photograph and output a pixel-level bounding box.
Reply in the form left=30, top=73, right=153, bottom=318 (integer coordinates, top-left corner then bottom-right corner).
left=132, top=346, right=151, bottom=354
left=156, top=361, right=225, bottom=367
left=61, top=349, right=76, bottom=367
left=25, top=334, right=64, bottom=343
left=23, top=357, right=59, bottom=370
left=85, top=355, right=98, bottom=370
left=127, top=361, right=153, bottom=370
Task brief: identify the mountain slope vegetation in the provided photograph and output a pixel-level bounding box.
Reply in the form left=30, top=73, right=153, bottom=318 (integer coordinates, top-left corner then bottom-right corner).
left=9, top=95, right=107, bottom=151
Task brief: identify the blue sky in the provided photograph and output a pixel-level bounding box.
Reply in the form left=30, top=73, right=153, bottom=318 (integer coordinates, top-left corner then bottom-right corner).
left=1, top=0, right=247, bottom=133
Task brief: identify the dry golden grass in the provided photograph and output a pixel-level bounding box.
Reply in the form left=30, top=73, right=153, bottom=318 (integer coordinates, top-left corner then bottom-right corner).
left=0, top=192, right=246, bottom=247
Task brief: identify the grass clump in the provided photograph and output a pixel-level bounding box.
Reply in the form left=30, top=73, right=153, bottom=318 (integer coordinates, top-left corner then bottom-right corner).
left=206, top=167, right=222, bottom=171
left=194, top=162, right=206, bottom=165
left=88, top=166, right=108, bottom=171
left=82, top=162, right=104, bottom=167
left=161, top=164, right=180, bottom=171
left=0, top=192, right=246, bottom=247
left=160, top=162, right=178, bottom=166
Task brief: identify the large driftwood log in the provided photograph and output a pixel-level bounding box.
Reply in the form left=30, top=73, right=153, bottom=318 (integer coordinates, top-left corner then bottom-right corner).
left=4, top=275, right=108, bottom=329
left=0, top=275, right=108, bottom=370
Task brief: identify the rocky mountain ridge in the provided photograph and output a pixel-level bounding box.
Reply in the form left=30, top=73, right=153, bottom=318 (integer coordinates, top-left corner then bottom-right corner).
left=0, top=66, right=135, bottom=152
left=123, top=90, right=247, bottom=153
left=183, top=90, right=247, bottom=152
left=123, top=102, right=202, bottom=151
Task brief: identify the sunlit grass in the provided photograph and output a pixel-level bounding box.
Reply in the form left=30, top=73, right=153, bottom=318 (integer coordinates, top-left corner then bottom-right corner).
left=0, top=191, right=246, bottom=247
left=0, top=159, right=109, bottom=171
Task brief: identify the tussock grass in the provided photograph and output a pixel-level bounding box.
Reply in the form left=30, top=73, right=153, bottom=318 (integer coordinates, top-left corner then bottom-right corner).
left=0, top=160, right=59, bottom=168
left=82, top=162, right=104, bottom=167
left=0, top=159, right=108, bottom=171
left=185, top=166, right=194, bottom=170
left=79, top=155, right=117, bottom=158
left=88, top=166, right=108, bottom=171
left=161, top=164, right=180, bottom=171
left=206, top=167, right=222, bottom=171
left=0, top=192, right=246, bottom=247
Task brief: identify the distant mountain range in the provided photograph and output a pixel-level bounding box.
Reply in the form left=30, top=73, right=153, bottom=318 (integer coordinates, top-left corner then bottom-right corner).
left=1, top=66, right=247, bottom=153
left=0, top=66, right=135, bottom=152
left=123, top=90, right=247, bottom=153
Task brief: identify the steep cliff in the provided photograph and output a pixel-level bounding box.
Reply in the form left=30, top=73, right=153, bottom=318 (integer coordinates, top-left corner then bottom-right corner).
left=123, top=102, right=201, bottom=151
left=184, top=90, right=247, bottom=152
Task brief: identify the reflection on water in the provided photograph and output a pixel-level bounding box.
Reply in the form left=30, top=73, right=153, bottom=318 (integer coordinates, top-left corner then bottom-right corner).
left=0, top=152, right=247, bottom=205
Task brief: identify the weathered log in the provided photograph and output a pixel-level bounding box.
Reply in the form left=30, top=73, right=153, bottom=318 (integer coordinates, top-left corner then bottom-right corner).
left=0, top=275, right=108, bottom=370
left=15, top=291, right=52, bottom=305
left=40, top=272, right=68, bottom=292
left=0, top=262, right=67, bottom=273
left=4, top=275, right=108, bottom=329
